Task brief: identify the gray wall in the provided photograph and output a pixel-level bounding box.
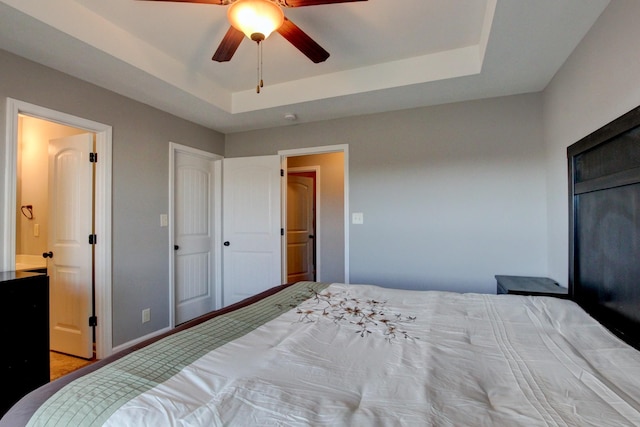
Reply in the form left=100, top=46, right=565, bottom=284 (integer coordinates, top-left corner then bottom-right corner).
left=0, top=49, right=225, bottom=347
left=226, top=93, right=548, bottom=293
left=543, top=0, right=640, bottom=287
left=16, top=116, right=84, bottom=256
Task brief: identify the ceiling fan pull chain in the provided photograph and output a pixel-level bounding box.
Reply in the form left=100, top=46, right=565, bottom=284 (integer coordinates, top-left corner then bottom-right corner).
left=256, top=41, right=265, bottom=94
left=256, top=41, right=264, bottom=93
left=260, top=41, right=264, bottom=89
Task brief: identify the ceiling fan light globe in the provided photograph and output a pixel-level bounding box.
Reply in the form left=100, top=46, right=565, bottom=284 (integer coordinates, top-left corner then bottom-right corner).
left=228, top=0, right=284, bottom=41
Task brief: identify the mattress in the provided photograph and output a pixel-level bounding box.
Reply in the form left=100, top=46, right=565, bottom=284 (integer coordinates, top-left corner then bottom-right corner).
left=3, top=281, right=640, bottom=426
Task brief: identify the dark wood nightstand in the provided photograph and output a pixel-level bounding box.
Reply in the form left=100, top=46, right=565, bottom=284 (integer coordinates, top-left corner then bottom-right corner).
left=495, top=275, right=569, bottom=298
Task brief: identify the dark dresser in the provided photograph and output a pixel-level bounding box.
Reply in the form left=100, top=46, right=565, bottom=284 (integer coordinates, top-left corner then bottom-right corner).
left=0, top=271, right=49, bottom=416
left=495, top=275, right=569, bottom=298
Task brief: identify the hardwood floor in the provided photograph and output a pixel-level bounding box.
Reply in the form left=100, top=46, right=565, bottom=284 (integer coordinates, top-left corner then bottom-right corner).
left=50, top=351, right=95, bottom=381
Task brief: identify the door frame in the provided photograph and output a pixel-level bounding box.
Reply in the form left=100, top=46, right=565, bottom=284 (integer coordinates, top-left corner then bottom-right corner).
left=287, top=166, right=321, bottom=281
left=279, top=144, right=349, bottom=284
left=168, top=142, right=222, bottom=327
left=3, top=97, right=113, bottom=359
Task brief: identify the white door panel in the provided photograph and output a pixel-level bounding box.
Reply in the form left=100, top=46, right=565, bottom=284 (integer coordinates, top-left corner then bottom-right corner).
left=48, top=133, right=93, bottom=359
left=287, top=174, right=315, bottom=282
left=222, top=156, right=281, bottom=306
left=174, top=150, right=216, bottom=324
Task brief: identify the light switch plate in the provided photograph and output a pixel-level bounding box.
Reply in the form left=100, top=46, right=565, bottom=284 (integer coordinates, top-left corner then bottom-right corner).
left=352, top=212, right=364, bottom=224
left=160, top=214, right=168, bottom=227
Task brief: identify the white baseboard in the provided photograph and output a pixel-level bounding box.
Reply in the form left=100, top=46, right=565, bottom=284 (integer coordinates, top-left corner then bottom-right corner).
left=110, top=326, right=172, bottom=355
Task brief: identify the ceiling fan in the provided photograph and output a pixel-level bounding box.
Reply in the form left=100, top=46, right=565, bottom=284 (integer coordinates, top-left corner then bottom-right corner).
left=139, top=0, right=368, bottom=64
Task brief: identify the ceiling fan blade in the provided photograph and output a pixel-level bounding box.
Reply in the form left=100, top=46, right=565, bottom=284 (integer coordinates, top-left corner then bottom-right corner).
left=276, top=17, right=329, bottom=63
left=282, top=0, right=367, bottom=7
left=136, top=0, right=230, bottom=4
left=212, top=26, right=245, bottom=62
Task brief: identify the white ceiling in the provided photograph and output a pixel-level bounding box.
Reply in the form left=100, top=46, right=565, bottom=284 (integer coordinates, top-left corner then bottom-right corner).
left=0, top=0, right=609, bottom=134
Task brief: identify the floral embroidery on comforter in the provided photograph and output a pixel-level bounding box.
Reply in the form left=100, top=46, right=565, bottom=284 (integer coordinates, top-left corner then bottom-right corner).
left=295, top=287, right=419, bottom=341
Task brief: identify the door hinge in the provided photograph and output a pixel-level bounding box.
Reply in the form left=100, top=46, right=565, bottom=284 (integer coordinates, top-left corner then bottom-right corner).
left=89, top=152, right=98, bottom=163
left=89, top=316, right=98, bottom=327
left=281, top=169, right=284, bottom=177
left=89, top=234, right=97, bottom=244
left=281, top=228, right=284, bottom=236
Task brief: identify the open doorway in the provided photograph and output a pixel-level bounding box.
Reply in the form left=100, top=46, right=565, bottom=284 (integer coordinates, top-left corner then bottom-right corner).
left=217, top=145, right=348, bottom=305
left=284, top=151, right=346, bottom=283
left=16, top=115, right=97, bottom=379
left=4, top=97, right=113, bottom=367
left=287, top=168, right=317, bottom=282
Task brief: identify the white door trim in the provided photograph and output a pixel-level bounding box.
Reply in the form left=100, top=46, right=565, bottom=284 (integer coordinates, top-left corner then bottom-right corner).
left=4, top=97, right=113, bottom=359
left=287, top=166, right=321, bottom=281
left=278, top=144, right=349, bottom=284
left=168, top=142, right=222, bottom=327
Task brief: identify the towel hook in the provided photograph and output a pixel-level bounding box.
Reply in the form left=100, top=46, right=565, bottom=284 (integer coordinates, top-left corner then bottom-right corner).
left=20, top=205, right=34, bottom=220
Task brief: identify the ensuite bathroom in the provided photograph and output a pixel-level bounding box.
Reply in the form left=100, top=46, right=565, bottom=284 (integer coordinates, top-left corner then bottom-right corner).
left=15, top=115, right=85, bottom=273
left=15, top=114, right=96, bottom=379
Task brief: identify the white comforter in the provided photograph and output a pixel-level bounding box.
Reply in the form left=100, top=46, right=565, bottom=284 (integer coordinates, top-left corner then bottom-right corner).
left=104, top=283, right=640, bottom=426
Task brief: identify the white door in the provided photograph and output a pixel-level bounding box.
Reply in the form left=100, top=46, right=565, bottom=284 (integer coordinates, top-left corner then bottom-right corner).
left=174, top=149, right=217, bottom=324
left=287, top=174, right=315, bottom=282
left=222, top=156, right=281, bottom=306
left=48, top=133, right=94, bottom=359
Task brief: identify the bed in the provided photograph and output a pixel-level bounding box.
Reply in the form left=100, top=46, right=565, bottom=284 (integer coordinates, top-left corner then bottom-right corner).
left=3, top=106, right=640, bottom=426
left=0, top=279, right=639, bottom=426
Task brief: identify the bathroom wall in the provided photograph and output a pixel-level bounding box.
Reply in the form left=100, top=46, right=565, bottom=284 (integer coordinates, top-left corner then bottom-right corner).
left=17, top=115, right=84, bottom=256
